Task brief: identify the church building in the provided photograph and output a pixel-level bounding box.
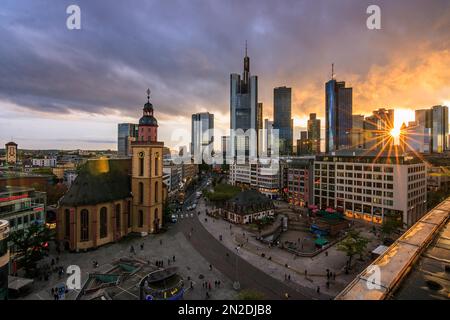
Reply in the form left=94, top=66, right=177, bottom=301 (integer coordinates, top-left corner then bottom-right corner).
left=57, top=90, right=165, bottom=251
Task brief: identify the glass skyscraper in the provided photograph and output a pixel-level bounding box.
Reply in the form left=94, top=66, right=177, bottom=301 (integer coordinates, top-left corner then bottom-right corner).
left=273, top=86, right=293, bottom=155
left=431, top=105, right=449, bottom=153
left=191, top=112, right=214, bottom=161
left=325, top=79, right=352, bottom=153
left=230, top=46, right=259, bottom=160
left=118, top=123, right=138, bottom=156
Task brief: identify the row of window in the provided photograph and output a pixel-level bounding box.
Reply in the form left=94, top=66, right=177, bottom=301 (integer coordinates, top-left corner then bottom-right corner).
left=315, top=163, right=395, bottom=173
left=138, top=182, right=160, bottom=204
left=7, top=212, right=43, bottom=228
left=64, top=202, right=154, bottom=242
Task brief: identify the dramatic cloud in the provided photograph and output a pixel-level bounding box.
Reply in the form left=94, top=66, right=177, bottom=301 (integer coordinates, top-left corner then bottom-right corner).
left=0, top=0, right=449, bottom=149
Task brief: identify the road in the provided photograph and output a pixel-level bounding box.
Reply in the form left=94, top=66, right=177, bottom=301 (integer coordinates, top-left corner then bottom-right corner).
left=173, top=176, right=317, bottom=300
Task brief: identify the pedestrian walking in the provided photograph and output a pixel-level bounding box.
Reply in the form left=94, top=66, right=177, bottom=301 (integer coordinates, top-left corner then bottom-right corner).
left=325, top=251, right=328, bottom=257
left=140, top=243, right=144, bottom=250
left=326, top=281, right=330, bottom=289
left=208, top=282, right=211, bottom=290
left=190, top=281, right=194, bottom=290
left=173, top=255, right=176, bottom=262
left=209, top=264, right=212, bottom=271
left=130, top=245, right=135, bottom=254
left=317, top=286, right=320, bottom=294
left=288, top=274, right=291, bottom=281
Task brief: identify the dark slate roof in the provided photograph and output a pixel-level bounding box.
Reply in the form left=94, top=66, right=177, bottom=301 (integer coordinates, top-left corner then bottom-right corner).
left=226, top=189, right=274, bottom=215
left=59, top=159, right=131, bottom=207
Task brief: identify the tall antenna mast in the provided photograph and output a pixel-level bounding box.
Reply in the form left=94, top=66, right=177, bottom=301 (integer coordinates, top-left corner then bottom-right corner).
left=331, top=63, right=335, bottom=80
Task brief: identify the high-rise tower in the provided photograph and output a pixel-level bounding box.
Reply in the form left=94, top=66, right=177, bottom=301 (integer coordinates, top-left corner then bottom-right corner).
left=230, top=43, right=259, bottom=161
left=325, top=65, right=352, bottom=153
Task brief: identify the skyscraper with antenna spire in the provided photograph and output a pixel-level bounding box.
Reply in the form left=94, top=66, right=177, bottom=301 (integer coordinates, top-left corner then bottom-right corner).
left=230, top=42, right=259, bottom=161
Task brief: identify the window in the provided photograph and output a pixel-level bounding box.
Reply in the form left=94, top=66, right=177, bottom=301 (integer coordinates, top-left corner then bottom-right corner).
left=139, top=157, right=144, bottom=176
left=127, top=201, right=131, bottom=228
left=80, top=209, right=89, bottom=242
left=115, top=204, right=121, bottom=230
left=154, top=182, right=159, bottom=203
left=65, top=209, right=70, bottom=238
left=100, top=207, right=108, bottom=238
left=155, top=153, right=159, bottom=176
left=139, top=210, right=144, bottom=227
left=139, top=182, right=144, bottom=204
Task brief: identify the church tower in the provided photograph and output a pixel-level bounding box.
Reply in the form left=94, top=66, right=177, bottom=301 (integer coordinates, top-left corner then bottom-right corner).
left=131, top=89, right=164, bottom=234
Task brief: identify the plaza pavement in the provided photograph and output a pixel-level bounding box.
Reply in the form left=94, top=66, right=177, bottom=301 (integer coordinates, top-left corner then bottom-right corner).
left=193, top=197, right=381, bottom=298
left=19, top=225, right=237, bottom=300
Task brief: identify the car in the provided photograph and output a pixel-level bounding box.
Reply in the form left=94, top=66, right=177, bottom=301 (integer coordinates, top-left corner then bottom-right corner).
left=192, top=203, right=197, bottom=209
left=170, top=214, right=178, bottom=223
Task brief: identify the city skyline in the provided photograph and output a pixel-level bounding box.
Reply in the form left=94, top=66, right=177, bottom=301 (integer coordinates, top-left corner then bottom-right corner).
left=1, top=0, right=450, bottom=150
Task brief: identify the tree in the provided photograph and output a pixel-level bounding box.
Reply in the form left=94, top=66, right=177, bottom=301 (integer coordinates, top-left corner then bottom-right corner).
left=380, top=213, right=402, bottom=241
left=337, top=230, right=369, bottom=269
left=237, top=289, right=265, bottom=300
left=9, top=223, right=53, bottom=277
left=163, top=198, right=174, bottom=223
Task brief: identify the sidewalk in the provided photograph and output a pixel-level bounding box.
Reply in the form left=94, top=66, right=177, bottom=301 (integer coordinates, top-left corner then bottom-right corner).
left=198, top=198, right=380, bottom=298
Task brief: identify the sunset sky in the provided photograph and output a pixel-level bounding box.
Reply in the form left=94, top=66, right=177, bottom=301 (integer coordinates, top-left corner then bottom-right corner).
left=0, top=0, right=449, bottom=150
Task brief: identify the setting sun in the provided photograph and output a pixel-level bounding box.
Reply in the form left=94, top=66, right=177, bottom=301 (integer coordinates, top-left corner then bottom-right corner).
left=390, top=127, right=401, bottom=139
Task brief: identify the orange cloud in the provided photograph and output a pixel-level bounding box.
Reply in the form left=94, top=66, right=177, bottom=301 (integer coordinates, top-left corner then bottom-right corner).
left=291, top=46, right=450, bottom=123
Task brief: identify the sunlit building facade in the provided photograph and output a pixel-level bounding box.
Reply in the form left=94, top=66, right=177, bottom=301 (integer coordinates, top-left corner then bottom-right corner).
left=313, top=152, right=427, bottom=227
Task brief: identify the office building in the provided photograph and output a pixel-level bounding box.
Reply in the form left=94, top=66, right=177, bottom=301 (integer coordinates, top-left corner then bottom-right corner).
left=273, top=86, right=293, bottom=155
left=118, top=123, right=138, bottom=157
left=307, top=113, right=321, bottom=153
left=431, top=105, right=449, bottom=153
left=350, top=114, right=364, bottom=149
left=32, top=158, right=57, bottom=168
left=286, top=158, right=314, bottom=207
left=325, top=75, right=353, bottom=152
left=229, top=158, right=280, bottom=199
left=313, top=151, right=427, bottom=227
left=0, top=186, right=46, bottom=237
left=297, top=131, right=312, bottom=155
left=264, top=119, right=274, bottom=156
left=363, top=108, right=394, bottom=150
left=191, top=112, right=214, bottom=162
left=221, top=136, right=230, bottom=162
left=230, top=45, right=259, bottom=160
left=400, top=121, right=430, bottom=153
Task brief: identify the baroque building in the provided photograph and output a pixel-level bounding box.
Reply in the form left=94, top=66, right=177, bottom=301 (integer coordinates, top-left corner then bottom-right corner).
left=57, top=90, right=164, bottom=251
